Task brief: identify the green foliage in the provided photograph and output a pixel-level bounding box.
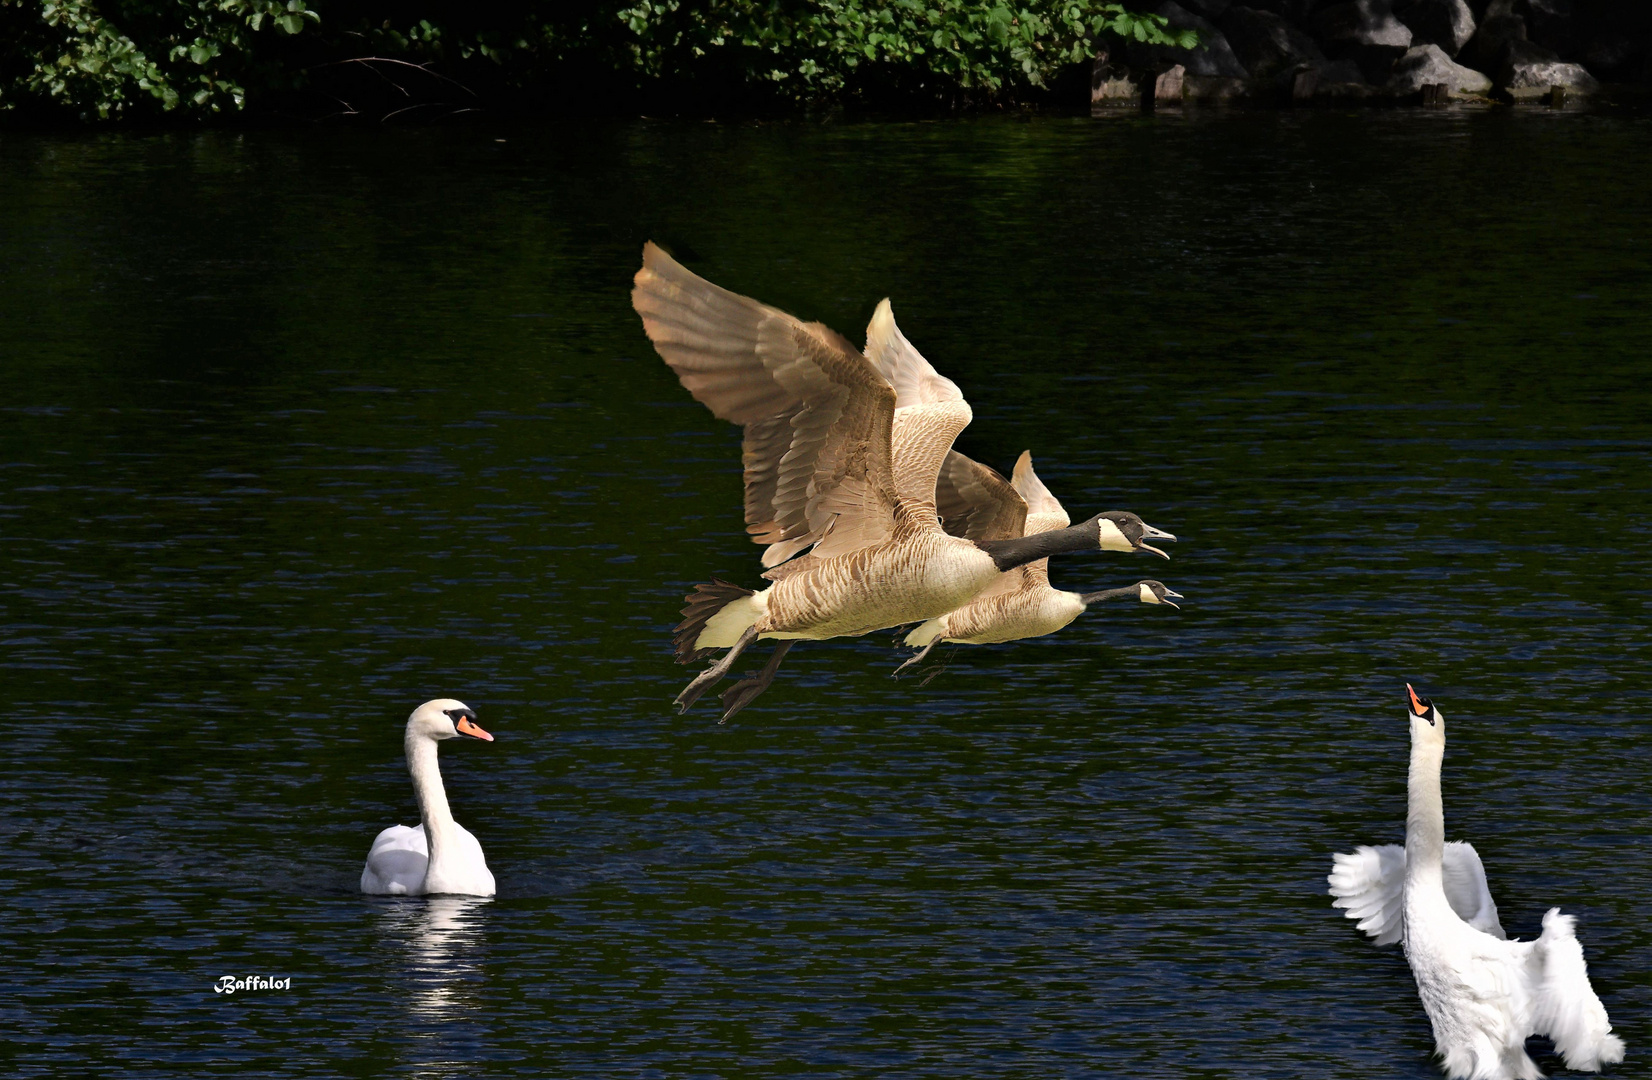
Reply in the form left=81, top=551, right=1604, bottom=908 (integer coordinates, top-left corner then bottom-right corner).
left=613, top=1, right=1199, bottom=97
left=0, top=0, right=318, bottom=118
left=0, top=0, right=1197, bottom=121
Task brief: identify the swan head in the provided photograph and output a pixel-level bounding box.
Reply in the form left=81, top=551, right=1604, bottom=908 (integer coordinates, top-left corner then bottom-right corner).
left=407, top=698, right=494, bottom=743
left=1406, top=683, right=1444, bottom=741
left=1092, top=512, right=1176, bottom=559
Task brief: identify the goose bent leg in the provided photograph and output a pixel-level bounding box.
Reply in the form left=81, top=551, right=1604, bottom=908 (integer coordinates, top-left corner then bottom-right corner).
left=892, top=639, right=938, bottom=677
left=718, top=641, right=796, bottom=723
left=675, top=626, right=760, bottom=713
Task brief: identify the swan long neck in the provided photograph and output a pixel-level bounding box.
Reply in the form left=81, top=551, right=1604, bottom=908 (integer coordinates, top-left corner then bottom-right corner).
left=1078, top=585, right=1137, bottom=606
left=976, top=520, right=1097, bottom=572
left=1404, top=733, right=1446, bottom=890
left=406, top=730, right=458, bottom=868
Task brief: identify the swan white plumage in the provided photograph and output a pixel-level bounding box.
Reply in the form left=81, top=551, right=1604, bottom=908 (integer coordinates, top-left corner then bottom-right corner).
left=1329, top=685, right=1623, bottom=1080
left=361, top=698, right=496, bottom=897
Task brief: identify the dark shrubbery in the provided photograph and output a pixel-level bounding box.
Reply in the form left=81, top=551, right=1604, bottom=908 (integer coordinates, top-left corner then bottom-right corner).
left=0, top=0, right=1194, bottom=122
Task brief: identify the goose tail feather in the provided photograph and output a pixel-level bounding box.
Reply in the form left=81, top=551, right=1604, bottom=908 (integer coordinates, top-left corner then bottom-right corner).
left=674, top=579, right=757, bottom=663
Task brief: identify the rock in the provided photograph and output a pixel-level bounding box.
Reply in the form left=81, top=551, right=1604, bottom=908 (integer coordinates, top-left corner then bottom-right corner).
left=1460, top=13, right=1525, bottom=72
left=1395, top=0, right=1476, bottom=57
left=1582, top=35, right=1645, bottom=82
left=1386, top=43, right=1494, bottom=94
left=1346, top=44, right=1415, bottom=82
left=1319, top=57, right=1368, bottom=84
left=1317, top=80, right=1376, bottom=99
left=1218, top=6, right=1329, bottom=76
left=1091, top=59, right=1140, bottom=105
left=1183, top=74, right=1249, bottom=99
left=1496, top=39, right=1599, bottom=90
left=1314, top=0, right=1414, bottom=47
left=1155, top=64, right=1187, bottom=100
left=1176, top=0, right=1232, bottom=18
left=1147, top=2, right=1251, bottom=78
left=1241, top=0, right=1314, bottom=19
left=1313, top=1, right=1412, bottom=82
left=1522, top=0, right=1576, bottom=55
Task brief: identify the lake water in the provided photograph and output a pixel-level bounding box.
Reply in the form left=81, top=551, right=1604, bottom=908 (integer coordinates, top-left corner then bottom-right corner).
left=2, top=108, right=1650, bottom=1077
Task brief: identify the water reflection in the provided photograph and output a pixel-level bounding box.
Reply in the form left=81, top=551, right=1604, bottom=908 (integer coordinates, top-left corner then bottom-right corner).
left=378, top=896, right=492, bottom=1025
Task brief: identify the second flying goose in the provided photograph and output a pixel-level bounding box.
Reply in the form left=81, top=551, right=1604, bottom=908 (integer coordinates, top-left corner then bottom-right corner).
left=898, top=450, right=1181, bottom=673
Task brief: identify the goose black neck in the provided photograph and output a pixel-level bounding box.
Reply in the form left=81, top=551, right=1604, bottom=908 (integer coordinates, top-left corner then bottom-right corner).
left=975, top=520, right=1095, bottom=572
left=1079, top=586, right=1136, bottom=606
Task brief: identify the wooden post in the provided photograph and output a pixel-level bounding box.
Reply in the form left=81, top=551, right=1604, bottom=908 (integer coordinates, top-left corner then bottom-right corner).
left=1140, top=66, right=1158, bottom=114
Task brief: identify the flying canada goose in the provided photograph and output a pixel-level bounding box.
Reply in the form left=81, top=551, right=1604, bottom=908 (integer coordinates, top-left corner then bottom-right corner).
left=631, top=242, right=1176, bottom=721
left=897, top=449, right=1181, bottom=673
left=1328, top=686, right=1623, bottom=1080
left=361, top=699, right=496, bottom=897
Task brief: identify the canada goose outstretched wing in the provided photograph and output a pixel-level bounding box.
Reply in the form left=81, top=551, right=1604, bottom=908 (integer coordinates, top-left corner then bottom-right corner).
left=1010, top=450, right=1071, bottom=535
left=633, top=243, right=900, bottom=567
left=935, top=450, right=1027, bottom=543
left=864, top=301, right=973, bottom=506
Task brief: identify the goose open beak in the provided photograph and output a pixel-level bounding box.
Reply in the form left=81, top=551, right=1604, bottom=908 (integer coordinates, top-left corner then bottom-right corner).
left=1139, top=523, right=1175, bottom=559
left=1161, top=588, right=1183, bottom=609
left=455, top=717, right=494, bottom=742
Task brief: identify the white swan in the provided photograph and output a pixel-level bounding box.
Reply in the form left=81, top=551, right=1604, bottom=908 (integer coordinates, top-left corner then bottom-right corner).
left=1329, top=685, right=1623, bottom=1080
left=361, top=699, right=496, bottom=897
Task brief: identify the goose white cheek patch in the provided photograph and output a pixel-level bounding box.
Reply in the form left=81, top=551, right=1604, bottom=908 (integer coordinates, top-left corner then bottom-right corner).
left=1098, top=518, right=1131, bottom=551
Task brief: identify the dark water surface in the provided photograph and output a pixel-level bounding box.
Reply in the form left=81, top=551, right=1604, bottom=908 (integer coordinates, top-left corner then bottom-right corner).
left=2, top=109, right=1650, bottom=1077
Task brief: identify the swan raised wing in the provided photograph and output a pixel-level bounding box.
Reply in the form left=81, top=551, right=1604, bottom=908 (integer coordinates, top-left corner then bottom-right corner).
left=1328, top=840, right=1505, bottom=946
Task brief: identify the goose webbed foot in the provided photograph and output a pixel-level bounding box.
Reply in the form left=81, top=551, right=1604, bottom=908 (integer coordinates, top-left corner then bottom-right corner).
left=717, top=641, right=795, bottom=724
left=892, top=639, right=938, bottom=678
left=674, top=625, right=759, bottom=713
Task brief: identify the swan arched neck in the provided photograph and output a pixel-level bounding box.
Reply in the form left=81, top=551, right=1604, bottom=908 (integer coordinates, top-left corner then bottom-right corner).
left=406, top=729, right=458, bottom=871
left=1078, top=585, right=1138, bottom=606
left=976, top=519, right=1103, bottom=572
left=1405, top=734, right=1447, bottom=890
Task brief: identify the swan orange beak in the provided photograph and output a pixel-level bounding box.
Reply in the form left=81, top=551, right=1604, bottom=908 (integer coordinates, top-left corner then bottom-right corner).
left=1406, top=683, right=1427, bottom=716
left=455, top=717, right=494, bottom=741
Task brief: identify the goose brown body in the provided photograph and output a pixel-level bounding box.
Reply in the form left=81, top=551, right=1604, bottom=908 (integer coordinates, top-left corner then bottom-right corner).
left=703, top=505, right=1001, bottom=645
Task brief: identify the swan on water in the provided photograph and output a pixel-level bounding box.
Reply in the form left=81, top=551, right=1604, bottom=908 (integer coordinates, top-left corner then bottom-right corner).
left=631, top=242, right=1176, bottom=721
left=1328, top=685, right=1623, bottom=1080
left=897, top=449, right=1181, bottom=673
left=361, top=699, right=496, bottom=897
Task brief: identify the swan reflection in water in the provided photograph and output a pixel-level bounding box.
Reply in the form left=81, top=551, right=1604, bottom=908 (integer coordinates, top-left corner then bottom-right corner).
left=376, top=894, right=493, bottom=1023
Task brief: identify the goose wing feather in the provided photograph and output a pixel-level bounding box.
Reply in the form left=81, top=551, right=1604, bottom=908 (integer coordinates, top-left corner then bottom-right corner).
left=1328, top=842, right=1505, bottom=945
left=1011, top=451, right=1071, bottom=534
left=865, top=300, right=972, bottom=504
left=633, top=243, right=899, bottom=566
left=864, top=298, right=963, bottom=410
left=934, top=450, right=1028, bottom=543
